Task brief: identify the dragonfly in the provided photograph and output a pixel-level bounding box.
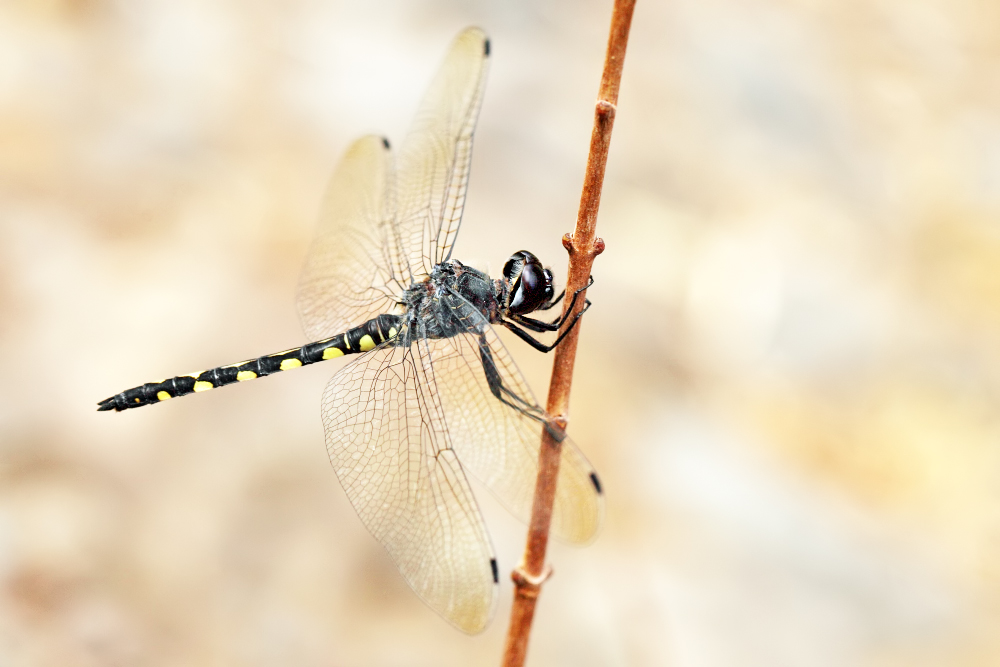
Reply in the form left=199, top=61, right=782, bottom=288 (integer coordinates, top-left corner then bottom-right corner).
left=98, top=27, right=603, bottom=634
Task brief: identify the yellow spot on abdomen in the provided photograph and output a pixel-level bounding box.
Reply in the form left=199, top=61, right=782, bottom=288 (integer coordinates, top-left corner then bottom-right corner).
left=193, top=381, right=213, bottom=392
left=236, top=370, right=257, bottom=381
left=358, top=334, right=375, bottom=352
left=279, top=358, right=302, bottom=371
left=157, top=391, right=171, bottom=401
left=388, top=327, right=397, bottom=338
left=322, top=347, right=344, bottom=360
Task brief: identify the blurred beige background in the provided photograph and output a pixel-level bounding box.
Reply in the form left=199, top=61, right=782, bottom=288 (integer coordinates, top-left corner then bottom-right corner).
left=3, top=0, right=1000, bottom=665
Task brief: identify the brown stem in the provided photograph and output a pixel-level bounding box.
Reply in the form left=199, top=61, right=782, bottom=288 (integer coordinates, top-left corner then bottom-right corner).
left=500, top=1, right=635, bottom=665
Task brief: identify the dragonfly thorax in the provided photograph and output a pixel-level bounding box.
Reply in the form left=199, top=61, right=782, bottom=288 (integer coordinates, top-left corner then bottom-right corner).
left=396, top=260, right=501, bottom=341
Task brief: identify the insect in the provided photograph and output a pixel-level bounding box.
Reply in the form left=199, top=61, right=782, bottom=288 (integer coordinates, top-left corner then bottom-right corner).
left=98, top=27, right=602, bottom=633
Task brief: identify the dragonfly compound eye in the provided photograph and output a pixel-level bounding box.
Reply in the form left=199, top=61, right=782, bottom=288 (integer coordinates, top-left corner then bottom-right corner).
left=509, top=258, right=552, bottom=314
left=502, top=250, right=531, bottom=283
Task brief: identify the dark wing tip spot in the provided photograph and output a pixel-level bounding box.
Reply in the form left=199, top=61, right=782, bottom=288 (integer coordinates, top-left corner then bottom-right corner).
left=483, top=38, right=490, bottom=57
left=589, top=472, right=603, bottom=494
left=381, top=136, right=390, bottom=149
left=490, top=559, right=499, bottom=584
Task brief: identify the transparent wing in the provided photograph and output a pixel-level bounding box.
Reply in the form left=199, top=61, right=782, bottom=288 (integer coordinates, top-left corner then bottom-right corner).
left=321, top=324, right=498, bottom=634
left=396, top=26, right=490, bottom=281
left=428, top=291, right=604, bottom=545
left=297, top=135, right=406, bottom=342
left=298, top=28, right=489, bottom=339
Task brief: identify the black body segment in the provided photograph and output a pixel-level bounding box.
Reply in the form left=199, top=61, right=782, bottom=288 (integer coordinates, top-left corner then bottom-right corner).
left=97, top=314, right=401, bottom=412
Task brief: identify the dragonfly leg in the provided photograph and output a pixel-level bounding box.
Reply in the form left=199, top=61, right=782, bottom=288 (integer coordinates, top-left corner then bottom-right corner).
left=508, top=314, right=560, bottom=333
left=511, top=296, right=592, bottom=333
left=519, top=275, right=595, bottom=330
left=478, top=335, right=545, bottom=420
left=503, top=275, right=594, bottom=342
left=501, top=295, right=591, bottom=353
left=478, top=335, right=567, bottom=441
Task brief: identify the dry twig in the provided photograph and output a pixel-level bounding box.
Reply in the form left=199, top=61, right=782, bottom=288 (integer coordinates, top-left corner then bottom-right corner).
left=500, top=1, right=636, bottom=665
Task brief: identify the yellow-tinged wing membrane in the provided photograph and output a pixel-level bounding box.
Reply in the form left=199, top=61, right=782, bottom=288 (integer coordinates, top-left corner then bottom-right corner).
left=321, top=331, right=498, bottom=634
left=430, top=294, right=604, bottom=545
left=297, top=28, right=490, bottom=340
left=297, top=135, right=402, bottom=342
left=395, top=27, right=491, bottom=281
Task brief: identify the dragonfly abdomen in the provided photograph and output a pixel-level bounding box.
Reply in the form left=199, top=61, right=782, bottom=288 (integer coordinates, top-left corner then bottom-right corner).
left=98, top=314, right=402, bottom=412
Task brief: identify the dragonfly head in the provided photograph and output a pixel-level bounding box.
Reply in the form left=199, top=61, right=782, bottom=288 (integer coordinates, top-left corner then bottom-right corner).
left=502, top=250, right=555, bottom=315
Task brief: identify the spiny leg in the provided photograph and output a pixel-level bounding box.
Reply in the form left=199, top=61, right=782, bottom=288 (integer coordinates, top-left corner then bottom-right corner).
left=511, top=296, right=592, bottom=333
left=477, top=335, right=545, bottom=422
left=476, top=335, right=567, bottom=442
left=512, top=275, right=595, bottom=333
left=501, top=295, right=592, bottom=353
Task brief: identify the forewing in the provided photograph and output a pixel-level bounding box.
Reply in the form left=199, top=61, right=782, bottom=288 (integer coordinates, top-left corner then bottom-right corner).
left=396, top=27, right=490, bottom=280
left=321, top=328, right=497, bottom=634
left=428, top=293, right=604, bottom=545
left=297, top=135, right=405, bottom=341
